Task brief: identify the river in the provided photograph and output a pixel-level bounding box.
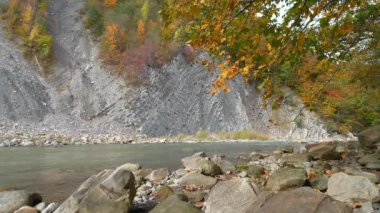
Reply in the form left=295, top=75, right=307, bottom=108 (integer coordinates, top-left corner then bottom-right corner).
left=0, top=142, right=294, bottom=202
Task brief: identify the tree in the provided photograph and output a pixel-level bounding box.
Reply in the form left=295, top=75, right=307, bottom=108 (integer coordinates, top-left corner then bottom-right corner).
left=141, top=0, right=150, bottom=21
left=162, top=0, right=378, bottom=95
left=137, top=19, right=146, bottom=39
left=104, top=0, right=117, bottom=8
left=162, top=0, right=380, bottom=132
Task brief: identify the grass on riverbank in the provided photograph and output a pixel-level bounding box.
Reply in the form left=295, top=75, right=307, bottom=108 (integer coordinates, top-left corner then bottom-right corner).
left=174, top=130, right=270, bottom=142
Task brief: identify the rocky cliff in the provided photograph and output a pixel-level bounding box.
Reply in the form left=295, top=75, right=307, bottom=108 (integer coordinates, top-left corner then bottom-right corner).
left=0, top=0, right=348, bottom=141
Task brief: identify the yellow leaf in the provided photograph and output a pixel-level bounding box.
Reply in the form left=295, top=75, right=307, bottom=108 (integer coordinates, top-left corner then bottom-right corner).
left=266, top=43, right=272, bottom=51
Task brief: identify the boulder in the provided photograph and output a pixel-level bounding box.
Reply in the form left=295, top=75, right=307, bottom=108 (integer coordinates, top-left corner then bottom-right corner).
left=265, top=168, right=307, bottom=191
left=345, top=167, right=379, bottom=183
left=358, top=125, right=380, bottom=148
left=14, top=206, right=39, bottom=213
left=35, top=202, right=46, bottom=211
left=119, top=163, right=141, bottom=172
left=247, top=164, right=265, bottom=178
left=150, top=195, right=201, bottom=213
left=248, top=187, right=352, bottom=213
left=358, top=153, right=380, bottom=166
left=327, top=172, right=380, bottom=204
left=365, top=162, right=380, bottom=170
left=0, top=190, right=42, bottom=213
left=134, top=168, right=153, bottom=178
left=183, top=190, right=205, bottom=203
left=309, top=174, right=329, bottom=191
left=280, top=153, right=313, bottom=163
left=41, top=202, right=58, bottom=213
left=146, top=168, right=170, bottom=182
left=152, top=186, right=175, bottom=202
left=353, top=202, right=374, bottom=213
left=275, top=146, right=294, bottom=153
left=250, top=152, right=266, bottom=161
left=181, top=154, right=222, bottom=176
left=205, top=178, right=261, bottom=213
left=306, top=142, right=340, bottom=160
left=212, top=158, right=236, bottom=174
left=179, top=172, right=217, bottom=189
left=55, top=165, right=136, bottom=213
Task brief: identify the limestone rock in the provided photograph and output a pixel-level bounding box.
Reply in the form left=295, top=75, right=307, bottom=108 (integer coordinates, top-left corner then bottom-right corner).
left=345, top=167, right=379, bottom=183
left=0, top=190, right=42, bottom=213
left=358, top=153, right=380, bottom=166
left=280, top=153, right=313, bottom=163
left=146, top=168, right=170, bottom=182
left=179, top=172, right=217, bottom=189
left=358, top=125, right=380, bottom=148
left=182, top=154, right=221, bottom=176
left=152, top=186, right=175, bottom=202
left=309, top=174, right=329, bottom=191
left=205, top=178, right=261, bottom=213
left=265, top=168, right=307, bottom=191
left=119, top=163, right=141, bottom=172
left=248, top=187, right=352, bottom=213
left=14, top=206, right=39, bottom=213
left=247, top=164, right=265, bottom=178
left=212, top=158, right=236, bottom=174
left=183, top=190, right=205, bottom=203
left=55, top=166, right=136, bottom=213
left=306, top=142, right=340, bottom=160
left=327, top=172, right=380, bottom=204
left=150, top=195, right=201, bottom=213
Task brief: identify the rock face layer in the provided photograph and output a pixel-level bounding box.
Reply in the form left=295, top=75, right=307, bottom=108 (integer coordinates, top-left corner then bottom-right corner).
left=0, top=25, right=50, bottom=124
left=0, top=0, right=345, bottom=141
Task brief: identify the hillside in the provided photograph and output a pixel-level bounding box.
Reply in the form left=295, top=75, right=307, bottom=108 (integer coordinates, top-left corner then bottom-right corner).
left=0, top=0, right=349, bottom=141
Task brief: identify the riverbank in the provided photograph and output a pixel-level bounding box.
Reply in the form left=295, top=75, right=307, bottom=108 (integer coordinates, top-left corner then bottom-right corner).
left=1, top=125, right=379, bottom=213
left=0, top=130, right=354, bottom=148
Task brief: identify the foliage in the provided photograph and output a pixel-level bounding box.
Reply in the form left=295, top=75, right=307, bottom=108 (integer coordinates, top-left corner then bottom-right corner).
left=3, top=0, right=52, bottom=70
left=162, top=0, right=380, bottom=133
left=83, top=4, right=104, bottom=37
left=83, top=0, right=178, bottom=86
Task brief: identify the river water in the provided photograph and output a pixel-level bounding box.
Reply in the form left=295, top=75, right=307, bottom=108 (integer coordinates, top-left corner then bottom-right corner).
left=0, top=142, right=293, bottom=202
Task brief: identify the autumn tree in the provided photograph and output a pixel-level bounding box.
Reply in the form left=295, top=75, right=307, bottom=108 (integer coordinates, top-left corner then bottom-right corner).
left=104, top=0, right=117, bottom=8
left=162, top=0, right=380, bottom=132
left=137, top=19, right=146, bottom=40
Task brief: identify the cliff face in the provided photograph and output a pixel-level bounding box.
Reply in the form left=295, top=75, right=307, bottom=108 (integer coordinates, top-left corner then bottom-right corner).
left=0, top=25, right=50, bottom=124
left=0, top=0, right=346, bottom=141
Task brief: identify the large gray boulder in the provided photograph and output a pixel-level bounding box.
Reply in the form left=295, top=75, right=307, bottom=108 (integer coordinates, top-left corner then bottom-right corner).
left=345, top=167, right=379, bottom=183
left=0, top=190, right=42, bottom=213
left=205, top=178, right=261, bottom=213
left=152, top=186, right=175, bottom=202
left=248, top=187, right=352, bottom=213
left=179, top=172, right=217, bottom=189
left=182, top=154, right=222, bottom=176
left=150, top=195, right=201, bottom=213
left=55, top=165, right=136, bottom=213
left=358, top=153, right=380, bottom=170
left=14, top=206, right=39, bottom=213
left=327, top=172, right=380, bottom=204
left=309, top=174, right=329, bottom=191
left=358, top=125, right=380, bottom=148
left=146, top=168, right=170, bottom=182
left=306, top=142, right=341, bottom=160
left=212, top=158, right=236, bottom=174
left=265, top=168, right=307, bottom=191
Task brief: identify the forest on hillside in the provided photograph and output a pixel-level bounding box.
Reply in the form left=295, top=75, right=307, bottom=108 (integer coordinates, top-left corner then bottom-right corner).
left=2, top=0, right=379, bottom=134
